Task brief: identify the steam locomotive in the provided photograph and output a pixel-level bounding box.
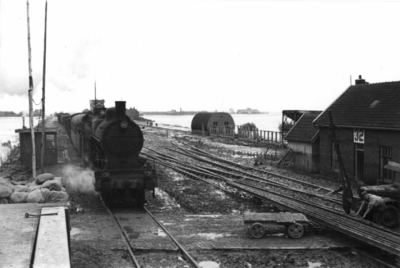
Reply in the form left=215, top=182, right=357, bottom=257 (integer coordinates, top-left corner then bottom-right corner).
left=61, top=100, right=157, bottom=206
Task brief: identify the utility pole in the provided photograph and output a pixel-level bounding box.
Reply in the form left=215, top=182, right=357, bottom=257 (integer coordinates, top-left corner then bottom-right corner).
left=40, top=1, right=48, bottom=174
left=328, top=111, right=354, bottom=214
left=26, top=0, right=36, bottom=178
left=94, top=81, right=97, bottom=107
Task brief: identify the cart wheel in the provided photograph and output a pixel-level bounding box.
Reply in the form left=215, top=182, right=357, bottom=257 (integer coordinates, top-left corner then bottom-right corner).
left=249, top=223, right=265, bottom=239
left=287, top=223, right=304, bottom=239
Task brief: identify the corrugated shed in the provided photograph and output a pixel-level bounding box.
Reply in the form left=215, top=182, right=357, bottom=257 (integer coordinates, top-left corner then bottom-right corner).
left=314, top=81, right=400, bottom=130
left=191, top=112, right=235, bottom=131
left=285, top=113, right=320, bottom=143
left=191, top=112, right=214, bottom=131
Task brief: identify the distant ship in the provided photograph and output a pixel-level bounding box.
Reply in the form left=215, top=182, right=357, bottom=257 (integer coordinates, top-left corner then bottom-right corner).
left=236, top=108, right=261, bottom=114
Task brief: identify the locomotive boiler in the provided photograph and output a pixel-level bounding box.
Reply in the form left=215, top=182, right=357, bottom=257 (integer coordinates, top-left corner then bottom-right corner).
left=67, top=101, right=156, bottom=206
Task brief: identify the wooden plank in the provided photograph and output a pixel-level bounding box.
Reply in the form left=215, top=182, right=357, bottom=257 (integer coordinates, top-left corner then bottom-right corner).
left=244, top=212, right=308, bottom=224
left=33, top=207, right=70, bottom=268
left=0, top=203, right=40, bottom=268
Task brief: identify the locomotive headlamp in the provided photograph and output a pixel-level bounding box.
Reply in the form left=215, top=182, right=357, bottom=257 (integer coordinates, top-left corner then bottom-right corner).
left=120, top=120, right=128, bottom=129
left=101, top=169, right=110, bottom=178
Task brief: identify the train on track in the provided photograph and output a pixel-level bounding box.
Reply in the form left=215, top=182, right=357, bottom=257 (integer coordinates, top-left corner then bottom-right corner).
left=58, top=100, right=157, bottom=206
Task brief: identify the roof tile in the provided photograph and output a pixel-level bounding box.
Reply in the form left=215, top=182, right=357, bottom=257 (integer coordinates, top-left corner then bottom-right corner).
left=314, top=81, right=400, bottom=130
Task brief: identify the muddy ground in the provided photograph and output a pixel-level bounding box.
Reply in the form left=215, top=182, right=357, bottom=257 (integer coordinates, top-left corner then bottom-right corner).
left=140, top=126, right=391, bottom=268
left=0, top=118, right=394, bottom=268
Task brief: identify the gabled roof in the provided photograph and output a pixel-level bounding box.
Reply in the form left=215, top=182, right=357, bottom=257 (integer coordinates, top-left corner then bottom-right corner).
left=285, top=113, right=320, bottom=143
left=314, top=81, right=400, bottom=130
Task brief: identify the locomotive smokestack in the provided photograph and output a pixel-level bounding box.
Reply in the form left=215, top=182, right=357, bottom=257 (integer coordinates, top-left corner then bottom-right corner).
left=115, top=101, right=126, bottom=119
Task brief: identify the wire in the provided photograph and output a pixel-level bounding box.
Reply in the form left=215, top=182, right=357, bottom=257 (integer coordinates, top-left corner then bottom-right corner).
left=32, top=98, right=42, bottom=106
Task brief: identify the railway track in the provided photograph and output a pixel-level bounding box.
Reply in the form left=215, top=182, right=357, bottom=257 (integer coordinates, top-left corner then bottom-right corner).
left=98, top=196, right=200, bottom=268
left=184, top=145, right=349, bottom=195
left=142, top=146, right=400, bottom=257
left=144, top=146, right=344, bottom=210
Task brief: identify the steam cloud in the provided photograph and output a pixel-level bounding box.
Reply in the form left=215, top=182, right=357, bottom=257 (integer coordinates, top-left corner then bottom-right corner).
left=0, top=146, right=11, bottom=166
left=62, top=164, right=96, bottom=195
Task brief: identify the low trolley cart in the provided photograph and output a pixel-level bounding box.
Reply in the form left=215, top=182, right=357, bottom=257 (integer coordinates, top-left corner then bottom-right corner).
left=244, top=212, right=309, bottom=239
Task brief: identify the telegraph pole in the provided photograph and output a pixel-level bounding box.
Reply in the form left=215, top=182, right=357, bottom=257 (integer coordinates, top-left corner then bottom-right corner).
left=328, top=111, right=354, bottom=214
left=40, top=1, right=48, bottom=174
left=26, top=0, right=36, bottom=178
left=95, top=81, right=97, bottom=107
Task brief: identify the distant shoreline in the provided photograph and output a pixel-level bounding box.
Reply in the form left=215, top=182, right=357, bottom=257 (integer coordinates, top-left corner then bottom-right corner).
left=141, top=112, right=270, bottom=116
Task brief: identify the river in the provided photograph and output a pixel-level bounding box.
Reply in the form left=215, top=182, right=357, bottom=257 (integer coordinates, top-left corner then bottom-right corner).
left=0, top=117, right=39, bottom=165
left=0, top=113, right=282, bottom=165
left=142, top=113, right=283, bottom=132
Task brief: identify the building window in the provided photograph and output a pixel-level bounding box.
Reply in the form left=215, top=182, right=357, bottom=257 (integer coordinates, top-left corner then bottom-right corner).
left=45, top=134, right=56, bottom=148
left=355, top=143, right=364, bottom=182
left=213, top=122, right=218, bottom=126
left=380, top=146, right=393, bottom=182
left=331, top=142, right=339, bottom=172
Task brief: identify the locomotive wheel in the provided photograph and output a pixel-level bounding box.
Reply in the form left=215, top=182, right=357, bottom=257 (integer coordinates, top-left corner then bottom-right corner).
left=287, top=223, right=304, bottom=239
left=379, top=205, right=399, bottom=228
left=249, top=223, right=265, bottom=239
left=101, top=192, right=112, bottom=207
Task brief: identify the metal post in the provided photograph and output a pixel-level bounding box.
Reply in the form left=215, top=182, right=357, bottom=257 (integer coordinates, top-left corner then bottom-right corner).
left=40, top=1, right=48, bottom=174
left=281, top=112, right=284, bottom=145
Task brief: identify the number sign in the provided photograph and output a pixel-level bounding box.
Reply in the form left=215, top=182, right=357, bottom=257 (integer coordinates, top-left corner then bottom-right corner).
left=354, top=129, right=365, bottom=144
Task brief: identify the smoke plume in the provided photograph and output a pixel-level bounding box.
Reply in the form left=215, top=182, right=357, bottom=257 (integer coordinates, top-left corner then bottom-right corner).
left=61, top=164, right=96, bottom=195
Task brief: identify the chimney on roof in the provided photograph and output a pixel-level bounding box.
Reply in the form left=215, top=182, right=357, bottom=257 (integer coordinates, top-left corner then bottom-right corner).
left=355, top=75, right=368, bottom=85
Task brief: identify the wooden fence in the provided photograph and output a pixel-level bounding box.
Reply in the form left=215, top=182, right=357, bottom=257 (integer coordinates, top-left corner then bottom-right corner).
left=209, top=126, right=282, bottom=144
left=237, top=126, right=282, bottom=143
left=209, top=126, right=235, bottom=138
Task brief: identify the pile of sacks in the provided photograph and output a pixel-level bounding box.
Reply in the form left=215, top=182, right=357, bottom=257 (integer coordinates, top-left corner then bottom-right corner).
left=0, top=173, right=69, bottom=204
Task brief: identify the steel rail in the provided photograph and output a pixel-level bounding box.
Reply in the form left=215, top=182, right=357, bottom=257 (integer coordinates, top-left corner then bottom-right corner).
left=183, top=155, right=400, bottom=243
left=179, top=147, right=400, bottom=236
left=143, top=207, right=200, bottom=268
left=190, top=146, right=339, bottom=193
left=150, top=152, right=399, bottom=267
left=235, top=183, right=400, bottom=254
left=146, top=149, right=399, bottom=237
left=232, top=181, right=400, bottom=246
left=147, top=153, right=342, bottom=217
left=100, top=188, right=199, bottom=268
left=157, top=147, right=343, bottom=207
left=98, top=195, right=141, bottom=268
left=145, top=152, right=400, bottom=256
left=170, top=146, right=325, bottom=192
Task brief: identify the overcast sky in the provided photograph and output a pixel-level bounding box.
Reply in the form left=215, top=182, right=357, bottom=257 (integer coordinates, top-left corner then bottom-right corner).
left=0, top=0, right=399, bottom=114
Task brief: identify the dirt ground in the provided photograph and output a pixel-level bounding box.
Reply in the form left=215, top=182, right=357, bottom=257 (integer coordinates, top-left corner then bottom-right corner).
left=0, top=118, right=396, bottom=268
left=140, top=126, right=395, bottom=268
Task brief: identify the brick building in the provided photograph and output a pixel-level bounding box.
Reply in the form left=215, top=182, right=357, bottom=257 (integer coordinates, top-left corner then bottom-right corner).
left=313, top=77, right=400, bottom=185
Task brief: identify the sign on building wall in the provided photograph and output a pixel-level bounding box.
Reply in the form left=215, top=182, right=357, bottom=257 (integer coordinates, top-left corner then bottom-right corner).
left=354, top=129, right=365, bottom=144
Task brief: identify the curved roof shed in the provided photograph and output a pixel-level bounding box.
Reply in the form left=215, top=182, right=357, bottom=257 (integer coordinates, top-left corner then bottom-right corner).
left=191, top=112, right=235, bottom=135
